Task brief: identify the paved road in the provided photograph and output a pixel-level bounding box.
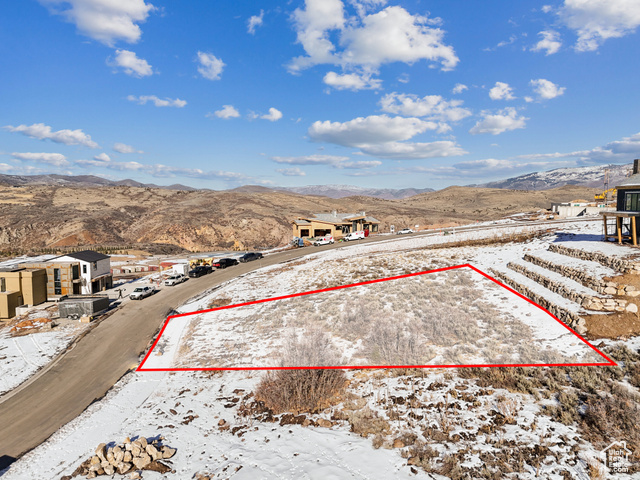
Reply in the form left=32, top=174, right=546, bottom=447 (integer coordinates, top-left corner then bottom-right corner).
left=0, top=216, right=597, bottom=466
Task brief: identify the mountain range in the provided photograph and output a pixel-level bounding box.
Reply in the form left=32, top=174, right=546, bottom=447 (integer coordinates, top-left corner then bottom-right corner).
left=0, top=162, right=633, bottom=198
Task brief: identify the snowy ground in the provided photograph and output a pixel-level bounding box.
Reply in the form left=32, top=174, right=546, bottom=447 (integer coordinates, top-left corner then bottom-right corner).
left=2, top=218, right=638, bottom=479
left=142, top=266, right=603, bottom=371
left=0, top=308, right=90, bottom=397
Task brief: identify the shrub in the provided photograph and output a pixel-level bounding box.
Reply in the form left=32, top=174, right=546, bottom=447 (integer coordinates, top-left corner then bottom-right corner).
left=254, top=329, right=346, bottom=414
left=254, top=368, right=346, bottom=415
left=348, top=407, right=391, bottom=438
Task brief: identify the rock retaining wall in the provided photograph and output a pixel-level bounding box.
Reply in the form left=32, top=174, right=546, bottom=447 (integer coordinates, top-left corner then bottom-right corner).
left=488, top=268, right=586, bottom=334
left=507, top=262, right=635, bottom=314
left=548, top=244, right=640, bottom=275
left=523, top=254, right=639, bottom=296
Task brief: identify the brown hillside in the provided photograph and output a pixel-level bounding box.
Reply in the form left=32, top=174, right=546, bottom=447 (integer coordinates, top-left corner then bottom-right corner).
left=0, top=184, right=600, bottom=253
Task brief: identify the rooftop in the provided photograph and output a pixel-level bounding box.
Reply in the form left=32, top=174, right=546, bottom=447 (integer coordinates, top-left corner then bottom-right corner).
left=53, top=250, right=110, bottom=263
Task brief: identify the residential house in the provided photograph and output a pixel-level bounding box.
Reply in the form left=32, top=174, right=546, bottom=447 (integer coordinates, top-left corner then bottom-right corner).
left=292, top=211, right=380, bottom=239
left=52, top=251, right=112, bottom=294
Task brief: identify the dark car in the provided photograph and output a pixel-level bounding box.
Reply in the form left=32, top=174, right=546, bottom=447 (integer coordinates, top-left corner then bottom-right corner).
left=239, top=252, right=263, bottom=263
left=188, top=266, right=210, bottom=278
left=212, top=258, right=239, bottom=268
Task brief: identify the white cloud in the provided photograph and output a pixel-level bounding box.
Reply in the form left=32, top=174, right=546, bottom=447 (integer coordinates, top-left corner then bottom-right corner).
left=113, top=142, right=143, bottom=154
left=308, top=114, right=437, bottom=147
left=348, top=0, right=388, bottom=18
left=452, top=83, right=468, bottom=94
left=11, top=152, right=69, bottom=166
left=530, top=78, right=566, bottom=100
left=197, top=51, right=225, bottom=80
left=524, top=96, right=534, bottom=103
left=541, top=5, right=553, bottom=13
left=559, top=0, right=640, bottom=51
left=469, top=107, right=528, bottom=135
left=272, top=154, right=380, bottom=169
left=358, top=141, right=467, bottom=159
left=40, top=0, right=154, bottom=46
left=108, top=49, right=153, bottom=77
left=531, top=30, right=562, bottom=55
left=93, top=152, right=111, bottom=162
left=489, top=81, right=515, bottom=100
left=247, top=10, right=264, bottom=34
left=323, top=71, right=382, bottom=91
left=261, top=108, right=283, bottom=122
left=4, top=123, right=99, bottom=148
left=379, top=92, right=471, bottom=122
left=307, top=114, right=465, bottom=159
left=277, top=167, right=306, bottom=176
left=127, top=95, right=187, bottom=107
left=288, top=1, right=458, bottom=73
left=272, top=155, right=350, bottom=165
left=211, top=105, right=240, bottom=119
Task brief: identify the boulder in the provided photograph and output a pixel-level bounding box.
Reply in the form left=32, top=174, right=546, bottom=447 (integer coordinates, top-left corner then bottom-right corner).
left=317, top=419, right=333, bottom=428
left=161, top=446, right=177, bottom=459
left=123, top=451, right=133, bottom=463
left=117, top=461, right=132, bottom=475
left=133, top=453, right=152, bottom=470
left=95, top=443, right=107, bottom=462
left=604, top=286, right=617, bottom=295
left=627, top=303, right=638, bottom=313
left=146, top=443, right=161, bottom=461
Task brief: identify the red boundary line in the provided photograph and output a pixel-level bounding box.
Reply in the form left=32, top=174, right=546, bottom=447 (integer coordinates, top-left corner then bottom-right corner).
left=137, top=264, right=616, bottom=371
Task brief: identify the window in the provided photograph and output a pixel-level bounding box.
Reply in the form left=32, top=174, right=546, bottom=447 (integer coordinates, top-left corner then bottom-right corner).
left=72, top=264, right=79, bottom=279
left=0, top=278, right=5, bottom=292
left=625, top=192, right=640, bottom=212
left=82, top=264, right=87, bottom=274
left=54, top=268, right=61, bottom=295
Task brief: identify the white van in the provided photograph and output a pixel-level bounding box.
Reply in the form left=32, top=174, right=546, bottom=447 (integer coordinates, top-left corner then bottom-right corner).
left=344, top=231, right=365, bottom=241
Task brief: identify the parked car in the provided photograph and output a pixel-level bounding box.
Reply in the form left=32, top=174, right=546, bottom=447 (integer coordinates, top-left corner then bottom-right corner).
left=313, top=235, right=334, bottom=246
left=188, top=266, right=209, bottom=278
left=344, top=231, right=365, bottom=241
left=397, top=228, right=414, bottom=235
left=129, top=286, right=155, bottom=300
left=239, top=252, right=263, bottom=263
left=212, top=258, right=239, bottom=269
left=164, top=274, right=187, bottom=286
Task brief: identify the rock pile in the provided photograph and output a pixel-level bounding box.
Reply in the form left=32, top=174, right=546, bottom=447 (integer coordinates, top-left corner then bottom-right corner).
left=64, top=436, right=176, bottom=479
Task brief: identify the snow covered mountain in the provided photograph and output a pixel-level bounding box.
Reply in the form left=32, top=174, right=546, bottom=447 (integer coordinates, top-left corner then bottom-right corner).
left=471, top=163, right=633, bottom=190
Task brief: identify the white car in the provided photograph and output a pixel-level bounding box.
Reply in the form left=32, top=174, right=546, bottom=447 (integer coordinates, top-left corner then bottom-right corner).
left=313, top=235, right=334, bottom=246
left=164, top=274, right=187, bottom=286
left=397, top=228, right=414, bottom=235
left=129, top=286, right=156, bottom=300
left=344, top=231, right=365, bottom=241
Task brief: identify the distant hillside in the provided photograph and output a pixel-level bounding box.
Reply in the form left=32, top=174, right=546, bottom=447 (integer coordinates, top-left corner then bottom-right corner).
left=273, top=184, right=435, bottom=200
left=470, top=163, right=632, bottom=190
left=0, top=182, right=598, bottom=253
left=0, top=173, right=197, bottom=191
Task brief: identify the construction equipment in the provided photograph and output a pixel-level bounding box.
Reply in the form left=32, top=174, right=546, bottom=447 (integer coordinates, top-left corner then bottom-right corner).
left=594, top=187, right=617, bottom=201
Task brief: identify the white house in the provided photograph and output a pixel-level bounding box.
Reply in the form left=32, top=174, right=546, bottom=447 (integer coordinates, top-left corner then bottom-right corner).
left=52, top=251, right=113, bottom=295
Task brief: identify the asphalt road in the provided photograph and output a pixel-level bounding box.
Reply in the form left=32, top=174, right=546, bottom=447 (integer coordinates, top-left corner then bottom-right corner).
left=0, top=239, right=381, bottom=466
left=0, top=217, right=597, bottom=466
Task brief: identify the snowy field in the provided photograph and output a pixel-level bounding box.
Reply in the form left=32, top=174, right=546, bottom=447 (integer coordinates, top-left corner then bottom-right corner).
left=142, top=266, right=604, bottom=371
left=2, top=218, right=638, bottom=479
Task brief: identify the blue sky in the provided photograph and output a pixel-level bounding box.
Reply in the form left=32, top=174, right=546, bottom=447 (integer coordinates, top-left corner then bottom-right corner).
left=1, top=0, right=639, bottom=190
